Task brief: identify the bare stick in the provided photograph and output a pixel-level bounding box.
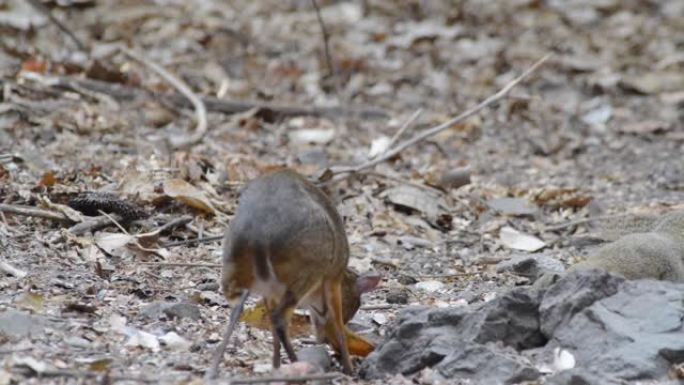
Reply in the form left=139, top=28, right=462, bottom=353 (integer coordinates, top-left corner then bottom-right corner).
left=68, top=214, right=123, bottom=236
left=230, top=372, right=343, bottom=384
left=0, top=203, right=72, bottom=223
left=384, top=108, right=423, bottom=154
left=543, top=212, right=639, bottom=232
left=121, top=48, right=207, bottom=149
left=41, top=76, right=387, bottom=119
left=208, top=290, right=250, bottom=379
left=311, top=0, right=335, bottom=79
left=25, top=0, right=87, bottom=51
left=330, top=54, right=552, bottom=175
left=140, top=262, right=220, bottom=268
left=0, top=261, right=27, bottom=278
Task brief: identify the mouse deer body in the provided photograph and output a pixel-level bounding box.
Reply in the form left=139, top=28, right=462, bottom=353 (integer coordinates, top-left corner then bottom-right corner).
left=221, top=169, right=357, bottom=373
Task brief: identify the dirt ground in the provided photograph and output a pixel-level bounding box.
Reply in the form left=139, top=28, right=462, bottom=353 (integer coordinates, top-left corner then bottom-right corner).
left=0, top=0, right=682, bottom=383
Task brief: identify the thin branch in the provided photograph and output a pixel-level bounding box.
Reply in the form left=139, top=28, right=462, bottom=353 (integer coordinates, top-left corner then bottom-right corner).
left=0, top=261, right=27, bottom=279
left=121, top=48, right=208, bottom=149
left=542, top=212, right=639, bottom=232
left=139, top=262, right=220, bottom=268
left=229, top=372, right=343, bottom=384
left=384, top=108, right=423, bottom=154
left=330, top=54, right=552, bottom=175
left=68, top=214, right=123, bottom=236
left=0, top=203, right=72, bottom=223
left=38, top=76, right=387, bottom=119
left=311, top=0, right=335, bottom=79
left=25, top=0, right=87, bottom=51
left=163, top=234, right=223, bottom=247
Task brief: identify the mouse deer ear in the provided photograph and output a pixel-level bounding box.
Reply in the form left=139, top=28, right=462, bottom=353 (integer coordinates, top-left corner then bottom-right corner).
left=356, top=273, right=382, bottom=294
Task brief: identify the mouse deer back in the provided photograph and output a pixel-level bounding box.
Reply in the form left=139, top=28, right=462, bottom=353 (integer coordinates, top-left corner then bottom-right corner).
left=220, top=169, right=354, bottom=373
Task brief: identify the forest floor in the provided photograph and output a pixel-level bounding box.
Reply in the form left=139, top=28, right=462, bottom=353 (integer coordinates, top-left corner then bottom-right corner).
left=0, top=0, right=682, bottom=384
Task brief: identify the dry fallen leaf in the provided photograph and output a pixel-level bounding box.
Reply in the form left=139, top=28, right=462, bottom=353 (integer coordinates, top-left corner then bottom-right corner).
left=163, top=178, right=218, bottom=215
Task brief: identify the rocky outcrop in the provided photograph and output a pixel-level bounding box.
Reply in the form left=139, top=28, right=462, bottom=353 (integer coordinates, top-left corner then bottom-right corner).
left=360, top=270, right=684, bottom=384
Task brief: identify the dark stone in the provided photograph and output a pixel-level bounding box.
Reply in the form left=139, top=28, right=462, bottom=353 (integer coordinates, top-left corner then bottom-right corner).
left=539, top=269, right=623, bottom=337
left=386, top=288, right=409, bottom=304
left=297, top=345, right=331, bottom=372
left=435, top=343, right=540, bottom=385
left=361, top=270, right=684, bottom=384
left=548, top=279, right=684, bottom=381
left=497, top=253, right=565, bottom=280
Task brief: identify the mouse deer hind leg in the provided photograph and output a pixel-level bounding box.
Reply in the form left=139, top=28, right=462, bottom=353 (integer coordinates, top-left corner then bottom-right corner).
left=324, top=277, right=353, bottom=374
left=267, top=291, right=298, bottom=368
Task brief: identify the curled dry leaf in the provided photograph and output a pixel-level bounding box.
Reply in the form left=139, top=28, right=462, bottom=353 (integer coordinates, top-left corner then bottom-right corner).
left=383, top=184, right=450, bottom=228
left=532, top=188, right=592, bottom=209
left=163, top=178, right=218, bottom=215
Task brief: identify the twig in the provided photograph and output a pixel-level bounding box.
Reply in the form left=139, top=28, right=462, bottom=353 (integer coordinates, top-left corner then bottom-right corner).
left=13, top=368, right=153, bottom=383
left=384, top=108, right=423, bottom=154
left=139, top=262, right=220, bottom=268
left=68, top=214, right=124, bottom=236
left=330, top=54, right=552, bottom=175
left=360, top=304, right=396, bottom=311
left=98, top=210, right=129, bottom=235
left=311, top=0, right=342, bottom=100
left=230, top=372, right=343, bottom=384
left=208, top=290, right=249, bottom=379
left=0, top=347, right=32, bottom=354
left=163, top=234, right=223, bottom=247
left=120, top=48, right=207, bottom=149
left=152, top=215, right=193, bottom=234
left=44, top=76, right=388, bottom=119
left=543, top=212, right=638, bottom=232
left=25, top=0, right=87, bottom=51
left=0, top=261, right=27, bottom=279
left=311, top=0, right=335, bottom=78
left=0, top=204, right=72, bottom=223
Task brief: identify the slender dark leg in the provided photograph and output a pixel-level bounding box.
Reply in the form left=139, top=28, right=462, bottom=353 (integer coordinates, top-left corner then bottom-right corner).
left=270, top=291, right=298, bottom=364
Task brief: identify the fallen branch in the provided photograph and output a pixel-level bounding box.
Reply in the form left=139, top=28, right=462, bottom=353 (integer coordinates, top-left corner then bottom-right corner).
left=121, top=48, right=207, bottom=149
left=68, top=214, right=123, bottom=236
left=384, top=108, right=423, bottom=153
left=12, top=368, right=153, bottom=383
left=330, top=54, right=552, bottom=175
left=163, top=234, right=223, bottom=247
left=0, top=204, right=72, bottom=223
left=0, top=261, right=27, bottom=278
left=42, top=76, right=387, bottom=119
left=139, top=262, right=220, bottom=268
left=229, top=372, right=343, bottom=384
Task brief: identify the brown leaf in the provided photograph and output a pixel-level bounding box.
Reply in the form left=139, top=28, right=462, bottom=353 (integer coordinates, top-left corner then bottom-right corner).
left=163, top=179, right=217, bottom=215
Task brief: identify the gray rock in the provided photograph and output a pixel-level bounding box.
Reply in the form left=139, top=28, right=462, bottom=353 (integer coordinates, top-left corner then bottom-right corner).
left=141, top=302, right=201, bottom=321
left=497, top=253, right=566, bottom=280
left=297, top=345, right=331, bottom=372
left=0, top=310, right=47, bottom=340
left=539, top=269, right=623, bottom=337
left=436, top=342, right=540, bottom=385
left=549, top=279, right=684, bottom=381
left=545, top=368, right=621, bottom=385
left=164, top=303, right=201, bottom=320
left=360, top=288, right=544, bottom=381
left=362, top=270, right=684, bottom=384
